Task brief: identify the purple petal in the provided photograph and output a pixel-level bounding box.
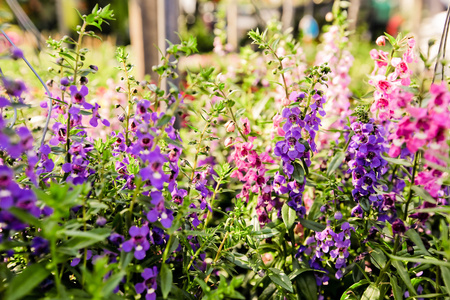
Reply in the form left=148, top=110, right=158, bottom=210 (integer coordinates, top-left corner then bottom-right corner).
left=62, top=163, right=72, bottom=173
left=89, top=117, right=99, bottom=127
left=135, top=282, right=145, bottom=294
left=0, top=96, right=10, bottom=108
left=147, top=209, right=158, bottom=222
left=129, top=226, right=139, bottom=237
left=69, top=85, right=78, bottom=95
left=134, top=249, right=146, bottom=260
left=80, top=85, right=89, bottom=96
left=121, top=240, right=134, bottom=252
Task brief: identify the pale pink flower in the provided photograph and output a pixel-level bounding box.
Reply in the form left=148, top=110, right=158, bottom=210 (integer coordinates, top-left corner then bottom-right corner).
left=376, top=36, right=386, bottom=46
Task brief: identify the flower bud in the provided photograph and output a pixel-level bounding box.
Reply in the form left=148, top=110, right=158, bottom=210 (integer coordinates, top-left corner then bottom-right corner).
left=224, top=137, right=233, bottom=147
left=334, top=211, right=343, bottom=220
left=60, top=77, right=70, bottom=86
left=282, top=97, right=291, bottom=107
left=80, top=76, right=88, bottom=85
left=96, top=217, right=107, bottom=226
left=225, top=120, right=235, bottom=132
left=10, top=47, right=23, bottom=60
left=89, top=65, right=99, bottom=72
left=118, top=114, right=125, bottom=122
left=376, top=36, right=386, bottom=46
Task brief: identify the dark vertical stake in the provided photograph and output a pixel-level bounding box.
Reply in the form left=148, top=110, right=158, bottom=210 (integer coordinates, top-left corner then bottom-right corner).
left=129, top=0, right=160, bottom=80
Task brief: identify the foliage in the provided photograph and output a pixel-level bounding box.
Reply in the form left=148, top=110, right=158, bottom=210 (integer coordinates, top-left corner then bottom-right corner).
left=1, top=2, right=450, bottom=300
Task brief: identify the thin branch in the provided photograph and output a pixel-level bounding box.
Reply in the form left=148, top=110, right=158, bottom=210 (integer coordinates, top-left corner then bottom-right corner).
left=1, top=29, right=53, bottom=155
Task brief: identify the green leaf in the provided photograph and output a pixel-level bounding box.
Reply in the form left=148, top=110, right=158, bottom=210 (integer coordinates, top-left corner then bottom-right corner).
left=370, top=247, right=387, bottom=269
left=299, top=218, right=326, bottom=232
left=384, top=32, right=397, bottom=46
left=392, top=260, right=416, bottom=296
left=411, top=186, right=437, bottom=204
left=156, top=114, right=172, bottom=127
left=388, top=274, right=403, bottom=300
left=63, top=228, right=111, bottom=249
left=389, top=255, right=450, bottom=268
left=405, top=229, right=431, bottom=255
left=160, top=263, right=173, bottom=299
left=268, top=268, right=293, bottom=293
left=297, top=271, right=317, bottom=300
left=163, top=137, right=183, bottom=149
left=8, top=207, right=41, bottom=228
left=381, top=155, right=412, bottom=167
left=361, top=284, right=380, bottom=300
left=340, top=279, right=369, bottom=300
left=102, top=271, right=125, bottom=297
left=292, top=162, right=305, bottom=184
left=5, top=262, right=50, bottom=300
left=327, top=151, right=345, bottom=176
left=282, top=203, right=296, bottom=230
left=440, top=266, right=450, bottom=295
left=288, top=269, right=315, bottom=281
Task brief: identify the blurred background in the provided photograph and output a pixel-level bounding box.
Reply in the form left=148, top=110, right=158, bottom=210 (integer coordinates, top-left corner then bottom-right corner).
left=0, top=0, right=448, bottom=80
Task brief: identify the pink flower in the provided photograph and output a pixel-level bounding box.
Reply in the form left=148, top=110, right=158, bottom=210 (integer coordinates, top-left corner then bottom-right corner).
left=240, top=117, right=251, bottom=135
left=388, top=145, right=401, bottom=157
left=376, top=36, right=386, bottom=46
left=224, top=137, right=233, bottom=147
left=282, top=97, right=291, bottom=106
left=377, top=80, right=393, bottom=94
left=273, top=113, right=283, bottom=127
left=225, top=121, right=235, bottom=132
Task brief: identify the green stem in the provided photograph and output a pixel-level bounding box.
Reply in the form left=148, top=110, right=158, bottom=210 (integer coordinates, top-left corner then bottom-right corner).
left=375, top=236, right=400, bottom=287
left=186, top=120, right=211, bottom=197
left=123, top=61, right=133, bottom=146
left=404, top=152, right=420, bottom=219
left=73, top=22, right=87, bottom=85
left=216, top=87, right=248, bottom=142
left=204, top=175, right=223, bottom=227
left=50, top=236, right=62, bottom=295
left=227, top=106, right=248, bottom=142
left=150, top=93, right=184, bottom=151
left=66, top=22, right=87, bottom=164
left=127, top=178, right=142, bottom=229
left=265, top=44, right=289, bottom=99
left=204, top=230, right=231, bottom=283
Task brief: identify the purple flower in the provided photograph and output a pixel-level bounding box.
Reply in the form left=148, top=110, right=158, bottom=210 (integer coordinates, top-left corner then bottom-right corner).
left=71, top=250, right=92, bottom=266
left=392, top=219, right=406, bottom=235
left=60, top=77, right=70, bottom=86
left=122, top=225, right=151, bottom=260
left=0, top=166, right=13, bottom=188
left=171, top=187, right=187, bottom=205
left=96, top=216, right=107, bottom=226
left=135, top=266, right=158, bottom=300
left=31, top=237, right=49, bottom=256
left=89, top=103, right=110, bottom=127
left=0, top=96, right=10, bottom=108
left=10, top=47, right=23, bottom=60
left=2, top=77, right=27, bottom=98
left=69, top=85, right=89, bottom=105
left=109, top=233, right=125, bottom=246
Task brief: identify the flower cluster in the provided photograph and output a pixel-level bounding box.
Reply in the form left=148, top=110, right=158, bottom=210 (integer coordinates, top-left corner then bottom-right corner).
left=0, top=74, right=44, bottom=233
left=230, top=136, right=277, bottom=225
left=346, top=117, right=388, bottom=211
left=296, top=222, right=354, bottom=282
left=273, top=90, right=326, bottom=216
left=368, top=36, right=416, bottom=120
left=389, top=83, right=450, bottom=160
left=315, top=25, right=353, bottom=148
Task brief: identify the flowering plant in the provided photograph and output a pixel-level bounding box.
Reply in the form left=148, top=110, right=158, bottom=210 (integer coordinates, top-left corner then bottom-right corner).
left=1, top=2, right=450, bottom=300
